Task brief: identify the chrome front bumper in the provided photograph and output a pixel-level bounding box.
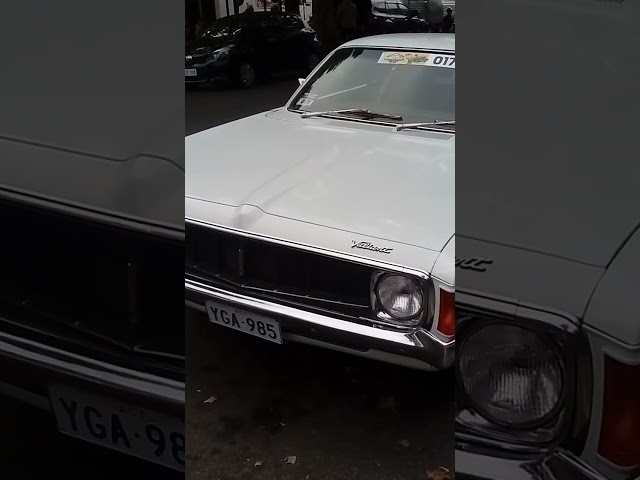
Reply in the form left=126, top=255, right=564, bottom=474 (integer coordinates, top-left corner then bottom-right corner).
left=0, top=328, right=184, bottom=412
left=456, top=447, right=611, bottom=480
left=185, top=278, right=455, bottom=371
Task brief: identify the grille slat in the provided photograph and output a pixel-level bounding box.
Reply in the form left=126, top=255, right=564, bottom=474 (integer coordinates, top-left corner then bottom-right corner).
left=0, top=198, right=184, bottom=364
left=186, top=224, right=373, bottom=309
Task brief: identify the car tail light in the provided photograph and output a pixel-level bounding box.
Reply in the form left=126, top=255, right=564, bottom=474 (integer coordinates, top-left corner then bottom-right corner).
left=598, top=355, right=640, bottom=467
left=437, top=289, right=455, bottom=337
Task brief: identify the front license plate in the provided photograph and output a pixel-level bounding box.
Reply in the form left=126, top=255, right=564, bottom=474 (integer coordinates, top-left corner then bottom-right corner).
left=206, top=300, right=283, bottom=344
left=185, top=68, right=197, bottom=76
left=49, top=385, right=184, bottom=471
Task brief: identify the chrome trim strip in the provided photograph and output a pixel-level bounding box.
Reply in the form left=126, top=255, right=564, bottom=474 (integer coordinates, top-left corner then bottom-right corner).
left=583, top=323, right=640, bottom=350
left=185, top=278, right=454, bottom=348
left=281, top=333, right=439, bottom=371
left=455, top=447, right=609, bottom=480
left=185, top=217, right=451, bottom=285
left=0, top=380, right=50, bottom=411
left=456, top=289, right=580, bottom=327
left=1, top=186, right=184, bottom=241
left=455, top=449, right=538, bottom=480
left=0, top=331, right=185, bottom=405
left=542, top=450, right=609, bottom=480
left=455, top=288, right=587, bottom=452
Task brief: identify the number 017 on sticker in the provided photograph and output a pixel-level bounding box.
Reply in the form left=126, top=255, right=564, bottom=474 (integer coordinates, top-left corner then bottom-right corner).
left=378, top=51, right=455, bottom=68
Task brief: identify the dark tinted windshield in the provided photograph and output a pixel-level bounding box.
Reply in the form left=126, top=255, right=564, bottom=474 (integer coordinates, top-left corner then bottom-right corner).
left=387, top=2, right=410, bottom=14
left=290, top=47, right=455, bottom=125
left=198, top=19, right=244, bottom=42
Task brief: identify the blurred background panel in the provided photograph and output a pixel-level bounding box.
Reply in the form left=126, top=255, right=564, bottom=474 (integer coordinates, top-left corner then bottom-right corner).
left=0, top=1, right=184, bottom=478
left=456, top=1, right=640, bottom=480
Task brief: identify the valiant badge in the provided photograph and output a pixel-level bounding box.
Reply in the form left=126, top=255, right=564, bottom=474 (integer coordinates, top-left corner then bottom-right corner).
left=351, top=240, right=393, bottom=254
left=455, top=257, right=493, bottom=272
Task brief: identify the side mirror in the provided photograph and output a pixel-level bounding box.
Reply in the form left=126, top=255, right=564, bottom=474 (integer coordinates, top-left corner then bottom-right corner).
left=411, top=9, right=420, bottom=17
left=298, top=78, right=305, bottom=86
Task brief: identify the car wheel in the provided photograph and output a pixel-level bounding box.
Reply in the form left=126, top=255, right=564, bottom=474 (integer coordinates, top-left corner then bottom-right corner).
left=237, top=63, right=257, bottom=88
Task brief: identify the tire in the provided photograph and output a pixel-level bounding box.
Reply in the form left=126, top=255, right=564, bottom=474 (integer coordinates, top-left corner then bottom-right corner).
left=237, top=62, right=257, bottom=88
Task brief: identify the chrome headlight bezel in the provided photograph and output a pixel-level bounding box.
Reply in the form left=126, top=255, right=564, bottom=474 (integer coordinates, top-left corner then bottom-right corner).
left=370, top=271, right=433, bottom=328
left=457, top=319, right=568, bottom=430
left=455, top=292, right=590, bottom=450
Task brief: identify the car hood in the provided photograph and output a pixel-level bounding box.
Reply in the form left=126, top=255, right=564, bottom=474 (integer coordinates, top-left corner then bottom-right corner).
left=0, top=3, right=184, bottom=234
left=186, top=109, right=455, bottom=253
left=187, top=40, right=232, bottom=56
left=456, top=236, right=604, bottom=319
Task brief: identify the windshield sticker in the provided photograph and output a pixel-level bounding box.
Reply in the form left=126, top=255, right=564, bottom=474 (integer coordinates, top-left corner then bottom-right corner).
left=297, top=93, right=318, bottom=107
left=378, top=52, right=455, bottom=68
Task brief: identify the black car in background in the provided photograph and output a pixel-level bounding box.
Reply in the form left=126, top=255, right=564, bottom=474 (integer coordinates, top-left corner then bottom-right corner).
left=185, top=12, right=323, bottom=88
left=366, top=1, right=431, bottom=35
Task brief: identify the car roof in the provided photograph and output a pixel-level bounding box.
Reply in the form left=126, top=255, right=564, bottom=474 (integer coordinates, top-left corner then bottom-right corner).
left=341, top=34, right=455, bottom=52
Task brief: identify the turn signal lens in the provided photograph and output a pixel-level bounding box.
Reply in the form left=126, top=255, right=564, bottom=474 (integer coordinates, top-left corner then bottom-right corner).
left=437, top=290, right=455, bottom=337
left=598, top=356, right=640, bottom=467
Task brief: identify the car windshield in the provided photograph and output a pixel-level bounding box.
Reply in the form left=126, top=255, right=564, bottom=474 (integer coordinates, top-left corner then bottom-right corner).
left=196, top=19, right=244, bottom=43
left=289, top=47, right=455, bottom=127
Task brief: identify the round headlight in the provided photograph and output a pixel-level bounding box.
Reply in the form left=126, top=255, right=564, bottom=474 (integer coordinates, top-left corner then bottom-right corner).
left=458, top=323, right=565, bottom=427
left=376, top=274, right=424, bottom=319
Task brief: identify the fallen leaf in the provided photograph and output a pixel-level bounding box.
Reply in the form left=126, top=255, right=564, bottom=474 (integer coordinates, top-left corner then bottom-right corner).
left=397, top=439, right=410, bottom=448
left=378, top=395, right=399, bottom=414
left=284, top=455, right=297, bottom=464
left=254, top=461, right=263, bottom=467
left=426, top=466, right=452, bottom=480
left=306, top=475, right=310, bottom=479
left=204, top=396, right=217, bottom=404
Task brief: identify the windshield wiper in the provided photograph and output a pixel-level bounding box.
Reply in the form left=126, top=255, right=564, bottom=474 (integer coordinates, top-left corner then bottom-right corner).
left=300, top=108, right=403, bottom=121
left=395, top=120, right=455, bottom=131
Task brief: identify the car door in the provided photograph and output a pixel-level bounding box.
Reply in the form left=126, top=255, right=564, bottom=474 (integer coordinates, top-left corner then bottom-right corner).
left=385, top=2, right=411, bottom=31
left=233, top=21, right=262, bottom=69
left=278, top=14, right=312, bottom=72
left=259, top=14, right=288, bottom=75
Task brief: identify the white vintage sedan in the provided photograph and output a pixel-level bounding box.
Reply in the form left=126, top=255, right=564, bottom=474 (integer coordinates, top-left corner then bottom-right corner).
left=185, top=34, right=455, bottom=371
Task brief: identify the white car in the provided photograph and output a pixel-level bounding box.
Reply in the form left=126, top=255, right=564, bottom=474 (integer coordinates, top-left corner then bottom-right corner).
left=185, top=34, right=455, bottom=371
left=454, top=1, right=640, bottom=479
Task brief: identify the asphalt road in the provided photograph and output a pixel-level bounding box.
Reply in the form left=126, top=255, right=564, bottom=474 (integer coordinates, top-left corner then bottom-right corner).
left=185, top=80, right=455, bottom=480
left=185, top=79, right=300, bottom=136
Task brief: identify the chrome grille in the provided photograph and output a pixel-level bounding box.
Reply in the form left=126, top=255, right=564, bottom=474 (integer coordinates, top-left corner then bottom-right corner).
left=0, top=197, right=184, bottom=366
left=185, top=223, right=373, bottom=308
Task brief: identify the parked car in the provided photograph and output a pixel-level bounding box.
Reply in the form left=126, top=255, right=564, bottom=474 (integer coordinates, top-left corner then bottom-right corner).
left=407, top=0, right=454, bottom=32
left=0, top=110, right=185, bottom=469
left=185, top=11, right=323, bottom=88
left=186, top=34, right=455, bottom=372
left=366, top=1, right=431, bottom=35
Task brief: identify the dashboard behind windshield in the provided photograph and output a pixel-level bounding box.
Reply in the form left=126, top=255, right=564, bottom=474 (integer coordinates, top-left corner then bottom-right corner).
left=289, top=47, right=455, bottom=125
